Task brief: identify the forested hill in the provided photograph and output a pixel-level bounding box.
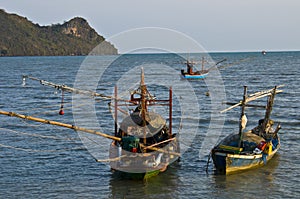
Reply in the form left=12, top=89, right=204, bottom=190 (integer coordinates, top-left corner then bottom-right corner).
left=0, top=9, right=118, bottom=56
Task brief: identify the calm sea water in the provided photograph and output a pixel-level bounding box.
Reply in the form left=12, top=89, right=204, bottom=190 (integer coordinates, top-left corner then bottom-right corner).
left=0, top=52, right=299, bottom=198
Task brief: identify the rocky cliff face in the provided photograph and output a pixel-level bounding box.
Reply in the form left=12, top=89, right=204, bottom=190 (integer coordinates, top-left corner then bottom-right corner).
left=0, top=9, right=118, bottom=56
left=61, top=17, right=103, bottom=41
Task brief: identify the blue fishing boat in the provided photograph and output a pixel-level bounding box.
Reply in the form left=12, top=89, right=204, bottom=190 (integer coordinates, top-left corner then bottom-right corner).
left=211, top=85, right=283, bottom=174
left=181, top=71, right=208, bottom=79
left=180, top=57, right=226, bottom=79
left=181, top=58, right=209, bottom=79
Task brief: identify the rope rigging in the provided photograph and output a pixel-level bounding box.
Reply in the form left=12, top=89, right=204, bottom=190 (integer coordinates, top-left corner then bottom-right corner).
left=0, top=143, right=86, bottom=153
left=0, top=127, right=84, bottom=153
left=22, top=75, right=127, bottom=101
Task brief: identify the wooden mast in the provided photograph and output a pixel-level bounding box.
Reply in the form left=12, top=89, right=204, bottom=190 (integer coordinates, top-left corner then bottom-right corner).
left=169, top=87, right=172, bottom=137
left=238, top=86, right=247, bottom=148
left=114, top=85, right=118, bottom=136
left=260, top=86, right=277, bottom=136
left=140, top=68, right=148, bottom=144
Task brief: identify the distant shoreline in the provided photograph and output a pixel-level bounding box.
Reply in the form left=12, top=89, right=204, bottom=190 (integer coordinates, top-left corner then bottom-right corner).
left=1, top=50, right=299, bottom=58
left=0, top=9, right=118, bottom=56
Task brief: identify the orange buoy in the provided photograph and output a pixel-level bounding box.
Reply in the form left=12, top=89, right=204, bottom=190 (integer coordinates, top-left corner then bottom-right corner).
left=59, top=89, right=64, bottom=115
left=59, top=106, right=64, bottom=115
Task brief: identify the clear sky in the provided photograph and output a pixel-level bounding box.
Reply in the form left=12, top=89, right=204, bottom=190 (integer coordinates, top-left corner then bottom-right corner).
left=1, top=0, right=299, bottom=52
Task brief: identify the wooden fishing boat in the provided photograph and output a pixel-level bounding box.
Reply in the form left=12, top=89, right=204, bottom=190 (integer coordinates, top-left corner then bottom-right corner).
left=0, top=69, right=180, bottom=180
left=108, top=68, right=180, bottom=180
left=180, top=57, right=226, bottom=79
left=181, top=58, right=208, bottom=79
left=211, top=85, right=283, bottom=174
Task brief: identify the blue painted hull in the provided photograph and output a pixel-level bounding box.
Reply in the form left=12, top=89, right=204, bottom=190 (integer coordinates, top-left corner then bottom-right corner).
left=212, top=148, right=279, bottom=174
left=181, top=73, right=208, bottom=79
left=212, top=137, right=280, bottom=174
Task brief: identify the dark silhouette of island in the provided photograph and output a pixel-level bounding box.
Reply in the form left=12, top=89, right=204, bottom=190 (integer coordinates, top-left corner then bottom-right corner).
left=0, top=9, right=118, bottom=56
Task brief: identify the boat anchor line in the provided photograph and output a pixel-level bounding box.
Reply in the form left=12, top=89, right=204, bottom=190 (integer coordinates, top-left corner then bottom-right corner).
left=0, top=127, right=85, bottom=153
left=0, top=143, right=85, bottom=153
left=0, top=127, right=80, bottom=141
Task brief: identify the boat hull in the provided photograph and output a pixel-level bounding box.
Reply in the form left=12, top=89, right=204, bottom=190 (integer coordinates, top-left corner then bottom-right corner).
left=111, top=168, right=162, bottom=180
left=212, top=145, right=279, bottom=174
left=181, top=73, right=208, bottom=79
left=109, top=136, right=179, bottom=180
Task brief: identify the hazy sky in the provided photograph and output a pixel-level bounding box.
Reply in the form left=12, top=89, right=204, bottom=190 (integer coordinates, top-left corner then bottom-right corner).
left=1, top=0, right=299, bottom=52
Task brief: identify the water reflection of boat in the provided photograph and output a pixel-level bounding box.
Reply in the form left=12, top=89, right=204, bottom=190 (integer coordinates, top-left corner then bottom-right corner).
left=211, top=86, right=283, bottom=174
left=109, top=164, right=179, bottom=198
left=212, top=154, right=280, bottom=197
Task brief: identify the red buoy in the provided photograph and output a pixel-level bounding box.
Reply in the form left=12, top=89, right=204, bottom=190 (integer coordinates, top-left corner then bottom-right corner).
left=59, top=89, right=65, bottom=115
left=59, top=108, right=64, bottom=115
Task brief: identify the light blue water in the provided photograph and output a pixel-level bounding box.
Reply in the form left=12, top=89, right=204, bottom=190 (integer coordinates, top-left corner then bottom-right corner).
left=0, top=52, right=299, bottom=198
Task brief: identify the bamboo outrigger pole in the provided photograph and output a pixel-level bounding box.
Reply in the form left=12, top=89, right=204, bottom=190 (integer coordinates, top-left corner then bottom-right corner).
left=220, top=85, right=284, bottom=113
left=0, top=110, right=180, bottom=156
left=0, top=110, right=121, bottom=141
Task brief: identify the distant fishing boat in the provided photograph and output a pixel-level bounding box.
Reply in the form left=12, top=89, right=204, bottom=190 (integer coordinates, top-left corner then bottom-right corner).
left=0, top=69, right=180, bottom=180
left=180, top=57, right=226, bottom=79
left=211, top=85, right=283, bottom=174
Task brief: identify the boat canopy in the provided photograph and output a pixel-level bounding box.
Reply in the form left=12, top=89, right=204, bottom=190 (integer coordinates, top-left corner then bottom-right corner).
left=120, top=112, right=166, bottom=137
